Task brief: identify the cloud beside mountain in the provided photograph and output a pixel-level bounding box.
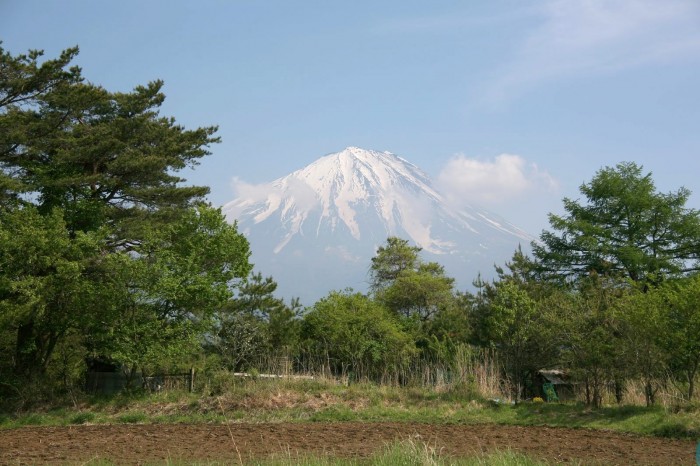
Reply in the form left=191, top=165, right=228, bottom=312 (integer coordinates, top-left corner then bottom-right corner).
left=437, top=153, right=558, bottom=206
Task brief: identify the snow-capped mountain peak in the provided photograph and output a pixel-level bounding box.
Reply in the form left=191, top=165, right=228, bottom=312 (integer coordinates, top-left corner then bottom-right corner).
left=223, top=147, right=531, bottom=302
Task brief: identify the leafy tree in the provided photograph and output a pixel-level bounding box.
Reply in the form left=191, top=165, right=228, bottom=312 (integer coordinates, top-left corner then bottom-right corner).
left=494, top=246, right=552, bottom=298
left=616, top=287, right=669, bottom=406
left=228, top=272, right=288, bottom=320
left=215, top=313, right=267, bottom=372
left=553, top=278, right=627, bottom=407
left=662, top=275, right=700, bottom=400
left=0, top=45, right=218, bottom=242
left=0, top=206, right=103, bottom=378
left=378, top=262, right=455, bottom=321
left=267, top=297, right=302, bottom=352
left=370, top=237, right=455, bottom=322
left=215, top=273, right=301, bottom=370
left=369, top=237, right=421, bottom=292
left=0, top=44, right=82, bottom=204
left=301, top=290, right=415, bottom=381
left=462, top=274, right=493, bottom=348
left=0, top=45, right=249, bottom=386
left=88, top=205, right=251, bottom=376
left=423, top=291, right=472, bottom=352
left=533, top=162, right=700, bottom=289
left=467, top=248, right=553, bottom=348
left=481, top=280, right=547, bottom=401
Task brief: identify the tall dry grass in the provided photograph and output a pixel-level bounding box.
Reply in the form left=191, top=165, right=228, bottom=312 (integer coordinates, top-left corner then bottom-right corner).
left=232, top=344, right=512, bottom=402
left=566, top=375, right=700, bottom=408
left=220, top=345, right=700, bottom=409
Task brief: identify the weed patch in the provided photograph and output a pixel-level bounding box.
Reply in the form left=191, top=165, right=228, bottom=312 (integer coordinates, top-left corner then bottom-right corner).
left=117, top=411, right=148, bottom=424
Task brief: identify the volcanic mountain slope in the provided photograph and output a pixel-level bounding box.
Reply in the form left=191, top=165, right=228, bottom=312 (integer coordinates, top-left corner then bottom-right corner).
left=223, top=147, right=532, bottom=303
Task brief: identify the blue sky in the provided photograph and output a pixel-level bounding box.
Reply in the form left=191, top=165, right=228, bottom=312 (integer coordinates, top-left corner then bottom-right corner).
left=3, top=0, right=700, bottom=235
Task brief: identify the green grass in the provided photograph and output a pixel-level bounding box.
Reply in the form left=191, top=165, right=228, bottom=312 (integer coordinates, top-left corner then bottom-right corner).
left=498, top=402, right=699, bottom=438
left=252, top=441, right=563, bottom=466
left=69, top=411, right=97, bottom=424
left=116, top=411, right=148, bottom=424
left=71, top=442, right=571, bottom=466
left=0, top=377, right=698, bottom=439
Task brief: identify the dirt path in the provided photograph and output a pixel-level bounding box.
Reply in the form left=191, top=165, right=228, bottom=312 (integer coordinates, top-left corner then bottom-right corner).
left=0, top=422, right=696, bottom=465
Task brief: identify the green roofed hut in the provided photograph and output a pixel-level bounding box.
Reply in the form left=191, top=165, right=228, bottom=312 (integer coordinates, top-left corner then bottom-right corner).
left=536, top=369, right=575, bottom=402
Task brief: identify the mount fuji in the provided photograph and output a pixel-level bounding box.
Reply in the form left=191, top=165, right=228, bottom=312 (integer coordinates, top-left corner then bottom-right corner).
left=223, top=147, right=533, bottom=304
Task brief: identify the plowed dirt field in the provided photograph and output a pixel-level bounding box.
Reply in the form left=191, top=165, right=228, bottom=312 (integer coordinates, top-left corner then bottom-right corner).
left=0, top=422, right=696, bottom=465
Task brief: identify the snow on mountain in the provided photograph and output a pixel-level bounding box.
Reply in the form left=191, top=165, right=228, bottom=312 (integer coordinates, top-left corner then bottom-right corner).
left=223, top=147, right=533, bottom=304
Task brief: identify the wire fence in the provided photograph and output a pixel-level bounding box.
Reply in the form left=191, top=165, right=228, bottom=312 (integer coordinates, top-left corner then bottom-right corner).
left=86, top=368, right=195, bottom=395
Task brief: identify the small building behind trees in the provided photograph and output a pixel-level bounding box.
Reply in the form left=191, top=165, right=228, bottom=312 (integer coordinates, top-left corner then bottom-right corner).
left=536, top=369, right=575, bottom=402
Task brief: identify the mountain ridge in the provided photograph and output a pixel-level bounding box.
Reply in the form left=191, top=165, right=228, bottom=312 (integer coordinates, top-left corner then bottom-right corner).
left=223, top=147, right=532, bottom=303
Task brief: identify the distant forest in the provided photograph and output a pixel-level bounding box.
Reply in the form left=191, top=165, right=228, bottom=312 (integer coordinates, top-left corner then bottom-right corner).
left=2, top=46, right=700, bottom=409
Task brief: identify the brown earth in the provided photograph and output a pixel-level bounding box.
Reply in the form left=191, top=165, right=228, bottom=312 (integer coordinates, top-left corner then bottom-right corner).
left=0, top=422, right=697, bottom=465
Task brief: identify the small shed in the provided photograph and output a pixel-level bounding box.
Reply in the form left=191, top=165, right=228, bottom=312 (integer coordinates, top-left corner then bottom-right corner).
left=536, top=369, right=575, bottom=401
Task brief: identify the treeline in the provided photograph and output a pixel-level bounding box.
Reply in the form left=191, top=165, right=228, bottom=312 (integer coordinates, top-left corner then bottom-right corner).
left=2, top=46, right=700, bottom=409
left=233, top=225, right=700, bottom=408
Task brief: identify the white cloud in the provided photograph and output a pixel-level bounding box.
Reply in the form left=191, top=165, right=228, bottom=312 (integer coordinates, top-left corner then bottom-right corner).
left=485, top=0, right=700, bottom=102
left=437, top=154, right=558, bottom=206
left=230, top=176, right=273, bottom=202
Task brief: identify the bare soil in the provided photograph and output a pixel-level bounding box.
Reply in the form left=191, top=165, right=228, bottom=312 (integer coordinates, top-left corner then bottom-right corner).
left=0, top=422, right=696, bottom=465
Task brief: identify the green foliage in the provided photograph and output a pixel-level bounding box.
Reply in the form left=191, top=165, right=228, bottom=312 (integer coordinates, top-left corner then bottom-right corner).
left=229, top=272, right=287, bottom=318
left=0, top=45, right=252, bottom=394
left=230, top=272, right=302, bottom=351
left=69, top=411, right=96, bottom=425
left=215, top=312, right=268, bottom=372
left=0, top=206, right=104, bottom=378
left=659, top=275, right=700, bottom=400
left=1, top=56, right=218, bottom=239
left=370, top=237, right=456, bottom=324
left=379, top=262, right=456, bottom=322
left=550, top=279, right=627, bottom=407
left=87, top=205, right=251, bottom=374
left=481, top=281, right=546, bottom=402
left=212, top=272, right=301, bottom=371
left=459, top=249, right=561, bottom=401
left=301, top=290, right=416, bottom=381
left=616, top=286, right=670, bottom=406
left=0, top=44, right=82, bottom=203
left=369, top=236, right=421, bottom=291
left=533, top=162, right=700, bottom=287
left=268, top=297, right=302, bottom=351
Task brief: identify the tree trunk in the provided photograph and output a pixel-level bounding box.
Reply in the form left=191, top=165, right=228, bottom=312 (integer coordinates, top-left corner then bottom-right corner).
left=41, top=330, right=60, bottom=373
left=614, top=380, right=624, bottom=404
left=593, top=384, right=602, bottom=408
left=14, top=320, right=40, bottom=378
left=687, top=370, right=695, bottom=401
left=592, top=373, right=603, bottom=408
left=644, top=380, right=656, bottom=407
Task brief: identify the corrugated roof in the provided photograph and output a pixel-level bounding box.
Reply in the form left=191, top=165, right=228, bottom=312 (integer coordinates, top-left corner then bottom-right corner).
left=539, top=369, right=568, bottom=385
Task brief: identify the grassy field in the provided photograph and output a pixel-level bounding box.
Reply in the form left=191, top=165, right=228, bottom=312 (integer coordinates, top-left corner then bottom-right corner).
left=251, top=446, right=565, bottom=466
left=60, top=444, right=565, bottom=466
left=1, top=376, right=698, bottom=440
